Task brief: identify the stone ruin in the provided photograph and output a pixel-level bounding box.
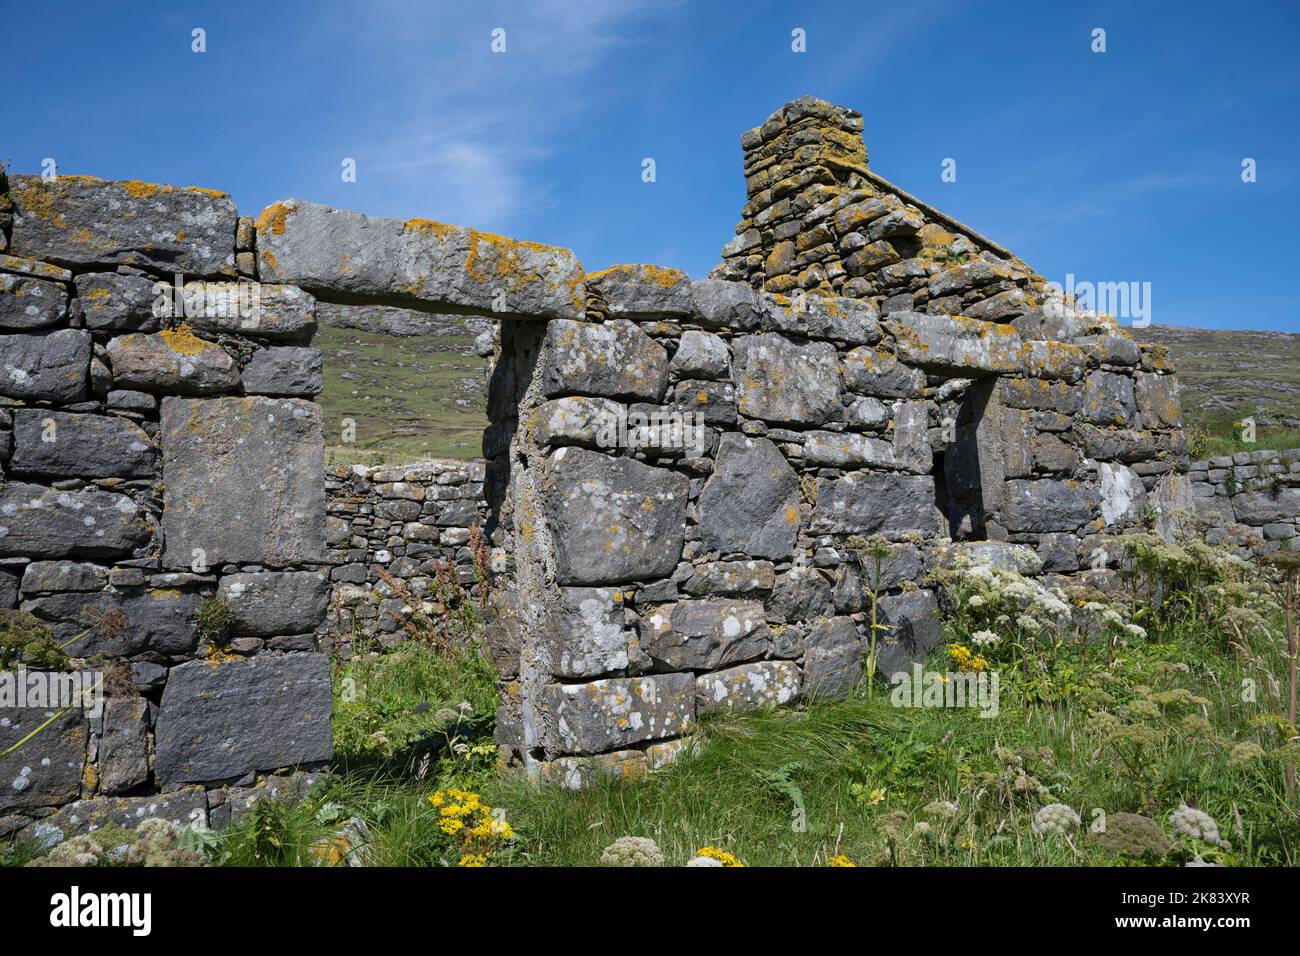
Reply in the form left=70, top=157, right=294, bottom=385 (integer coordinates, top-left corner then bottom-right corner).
left=1, top=95, right=1197, bottom=834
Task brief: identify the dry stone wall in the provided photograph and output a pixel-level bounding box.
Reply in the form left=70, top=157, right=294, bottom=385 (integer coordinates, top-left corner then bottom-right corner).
left=323, top=458, right=491, bottom=651
left=0, top=170, right=336, bottom=839
left=1, top=94, right=1199, bottom=817
left=1191, top=448, right=1300, bottom=554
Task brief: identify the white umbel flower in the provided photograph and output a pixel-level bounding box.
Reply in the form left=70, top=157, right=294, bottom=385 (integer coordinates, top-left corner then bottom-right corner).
left=1169, top=805, right=1221, bottom=845
left=1032, top=802, right=1081, bottom=835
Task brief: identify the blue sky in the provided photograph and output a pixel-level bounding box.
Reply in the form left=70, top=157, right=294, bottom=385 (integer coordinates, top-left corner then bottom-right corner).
left=4, top=0, right=1298, bottom=331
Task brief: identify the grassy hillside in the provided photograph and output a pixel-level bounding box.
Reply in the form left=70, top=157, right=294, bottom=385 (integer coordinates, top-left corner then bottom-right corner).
left=316, top=313, right=489, bottom=466
left=1143, top=323, right=1300, bottom=456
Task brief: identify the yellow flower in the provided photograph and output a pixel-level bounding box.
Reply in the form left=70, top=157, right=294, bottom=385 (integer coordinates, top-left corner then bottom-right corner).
left=868, top=787, right=887, bottom=806
left=695, top=845, right=745, bottom=867
left=827, top=854, right=856, bottom=867
left=458, top=853, right=488, bottom=867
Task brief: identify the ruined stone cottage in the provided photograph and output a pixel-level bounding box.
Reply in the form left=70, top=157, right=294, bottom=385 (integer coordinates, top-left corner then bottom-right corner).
left=0, top=96, right=1194, bottom=832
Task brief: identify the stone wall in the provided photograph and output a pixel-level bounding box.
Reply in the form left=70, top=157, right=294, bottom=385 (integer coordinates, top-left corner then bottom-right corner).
left=1, top=94, right=1199, bottom=816
left=322, top=458, right=492, bottom=651
left=1191, top=448, right=1300, bottom=554
left=0, top=171, right=336, bottom=838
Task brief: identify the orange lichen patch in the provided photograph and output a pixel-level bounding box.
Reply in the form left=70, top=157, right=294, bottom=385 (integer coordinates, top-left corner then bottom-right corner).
left=586, top=263, right=687, bottom=289
left=121, top=180, right=176, bottom=199
left=160, top=324, right=211, bottom=356
left=255, top=201, right=296, bottom=237
left=175, top=230, right=185, bottom=241
left=403, top=217, right=457, bottom=240
left=12, top=179, right=66, bottom=228
left=261, top=249, right=278, bottom=270
left=185, top=186, right=229, bottom=198
left=784, top=504, right=799, bottom=524
left=82, top=287, right=111, bottom=301
left=464, top=228, right=556, bottom=288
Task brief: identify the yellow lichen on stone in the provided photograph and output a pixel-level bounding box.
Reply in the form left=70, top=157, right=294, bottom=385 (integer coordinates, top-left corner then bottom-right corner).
left=255, top=201, right=296, bottom=237
left=403, top=218, right=456, bottom=240
left=159, top=324, right=210, bottom=357
left=121, top=180, right=176, bottom=199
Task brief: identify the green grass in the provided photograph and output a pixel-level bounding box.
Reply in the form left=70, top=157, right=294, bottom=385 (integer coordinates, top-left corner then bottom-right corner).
left=331, top=637, right=499, bottom=770
left=202, top=610, right=1300, bottom=868
left=1187, top=416, right=1300, bottom=460
left=315, top=322, right=487, bottom=465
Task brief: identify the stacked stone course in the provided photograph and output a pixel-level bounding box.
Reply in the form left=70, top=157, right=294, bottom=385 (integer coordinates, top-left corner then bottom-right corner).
left=322, top=458, right=492, bottom=651
left=0, top=169, right=337, bottom=839
left=1190, top=448, right=1300, bottom=554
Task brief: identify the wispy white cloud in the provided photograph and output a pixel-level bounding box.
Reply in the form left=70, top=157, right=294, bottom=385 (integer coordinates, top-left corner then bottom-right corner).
left=328, top=0, right=675, bottom=231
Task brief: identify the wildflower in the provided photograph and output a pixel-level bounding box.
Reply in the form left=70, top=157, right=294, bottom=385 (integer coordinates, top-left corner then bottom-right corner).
left=922, top=800, right=959, bottom=818
left=600, top=836, right=664, bottom=867
left=686, top=855, right=723, bottom=867
left=693, top=845, right=744, bottom=867
left=827, top=854, right=856, bottom=867
left=1124, top=623, right=1147, bottom=639
left=1016, top=615, right=1042, bottom=633
left=1169, top=805, right=1221, bottom=845
left=971, top=630, right=1000, bottom=648
left=967, top=595, right=987, bottom=608
left=868, top=787, right=887, bottom=806
left=1032, top=803, right=1081, bottom=836
left=912, top=821, right=932, bottom=836
left=1089, top=812, right=1172, bottom=857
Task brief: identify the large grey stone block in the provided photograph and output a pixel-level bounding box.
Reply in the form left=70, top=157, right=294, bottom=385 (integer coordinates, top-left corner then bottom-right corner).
left=255, top=200, right=584, bottom=320
left=0, top=272, right=66, bottom=330
left=541, top=319, right=668, bottom=402
left=106, top=330, right=239, bottom=395
left=812, top=473, right=938, bottom=536
left=587, top=264, right=692, bottom=318
left=0, top=329, right=91, bottom=403
left=733, top=333, right=842, bottom=426
left=240, top=346, right=322, bottom=397
left=0, top=708, right=86, bottom=813
left=10, top=409, right=157, bottom=479
left=802, top=616, right=865, bottom=699
left=160, top=396, right=325, bottom=568
left=639, top=598, right=769, bottom=671
left=541, top=587, right=631, bottom=678
left=540, top=447, right=687, bottom=585
left=541, top=673, right=694, bottom=754
left=697, top=433, right=801, bottom=559
left=889, top=312, right=1085, bottom=379
left=841, top=346, right=926, bottom=398
left=154, top=654, right=333, bottom=784
left=22, top=587, right=200, bottom=657
left=74, top=272, right=160, bottom=332
left=218, top=571, right=330, bottom=637
left=696, top=661, right=801, bottom=715
left=1002, top=479, right=1097, bottom=533
left=0, top=482, right=148, bottom=559
left=9, top=175, right=237, bottom=276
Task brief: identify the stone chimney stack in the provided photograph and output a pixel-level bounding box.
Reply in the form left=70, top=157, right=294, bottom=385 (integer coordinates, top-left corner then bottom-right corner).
left=715, top=96, right=872, bottom=294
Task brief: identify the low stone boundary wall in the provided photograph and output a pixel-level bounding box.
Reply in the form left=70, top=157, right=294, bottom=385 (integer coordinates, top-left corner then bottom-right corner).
left=322, top=458, right=492, bottom=651
left=1191, top=448, right=1300, bottom=553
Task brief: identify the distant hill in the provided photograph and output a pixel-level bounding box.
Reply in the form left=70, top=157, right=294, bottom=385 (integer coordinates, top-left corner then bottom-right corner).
left=315, top=303, right=490, bottom=465
left=1142, top=324, right=1300, bottom=425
